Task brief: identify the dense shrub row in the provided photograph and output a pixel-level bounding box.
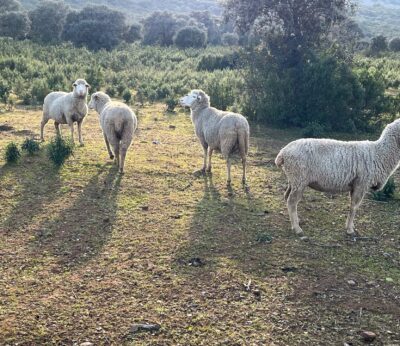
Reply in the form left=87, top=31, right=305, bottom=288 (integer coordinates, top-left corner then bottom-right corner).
left=0, top=39, right=243, bottom=110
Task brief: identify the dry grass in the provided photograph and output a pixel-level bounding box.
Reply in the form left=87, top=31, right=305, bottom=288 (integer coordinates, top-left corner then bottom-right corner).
left=0, top=105, right=399, bottom=345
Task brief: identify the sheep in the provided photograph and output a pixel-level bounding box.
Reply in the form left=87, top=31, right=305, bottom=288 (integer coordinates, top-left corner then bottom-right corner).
left=88, top=92, right=137, bottom=174
left=179, top=89, right=250, bottom=186
left=40, top=79, right=90, bottom=145
left=275, top=119, right=400, bottom=236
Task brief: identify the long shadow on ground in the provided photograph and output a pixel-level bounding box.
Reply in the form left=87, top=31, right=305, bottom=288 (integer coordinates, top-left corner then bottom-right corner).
left=30, top=164, right=121, bottom=269
left=0, top=153, right=61, bottom=234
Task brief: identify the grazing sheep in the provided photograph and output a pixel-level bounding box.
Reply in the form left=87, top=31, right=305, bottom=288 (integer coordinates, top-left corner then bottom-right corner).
left=41, top=79, right=90, bottom=145
left=275, top=119, right=400, bottom=236
left=179, top=89, right=250, bottom=185
left=88, top=92, right=137, bottom=174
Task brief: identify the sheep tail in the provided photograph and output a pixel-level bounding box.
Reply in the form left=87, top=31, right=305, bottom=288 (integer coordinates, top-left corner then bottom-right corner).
left=275, top=151, right=285, bottom=168
left=120, top=122, right=134, bottom=150
left=238, top=127, right=249, bottom=156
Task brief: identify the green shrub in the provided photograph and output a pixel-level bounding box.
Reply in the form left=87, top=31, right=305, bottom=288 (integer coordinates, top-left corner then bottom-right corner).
left=166, top=97, right=178, bottom=112
left=371, top=177, right=396, bottom=201
left=302, top=122, right=325, bottom=138
left=21, top=138, right=40, bottom=155
left=4, top=142, right=20, bottom=163
left=122, top=89, right=132, bottom=104
left=47, top=136, right=74, bottom=166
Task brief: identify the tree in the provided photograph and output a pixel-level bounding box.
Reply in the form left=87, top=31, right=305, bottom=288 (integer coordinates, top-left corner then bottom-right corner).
left=221, top=32, right=239, bottom=46
left=0, top=11, right=30, bottom=39
left=174, top=26, right=207, bottom=48
left=369, top=35, right=388, bottom=56
left=389, top=37, right=400, bottom=52
left=124, top=23, right=142, bottom=43
left=142, top=11, right=187, bottom=46
left=29, top=0, right=69, bottom=43
left=190, top=11, right=221, bottom=45
left=62, top=6, right=127, bottom=51
left=225, top=0, right=355, bottom=67
left=0, top=0, right=21, bottom=12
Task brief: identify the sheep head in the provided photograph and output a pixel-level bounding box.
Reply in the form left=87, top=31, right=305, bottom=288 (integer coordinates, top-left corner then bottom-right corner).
left=179, top=90, right=210, bottom=110
left=72, top=79, right=90, bottom=99
left=88, top=92, right=111, bottom=113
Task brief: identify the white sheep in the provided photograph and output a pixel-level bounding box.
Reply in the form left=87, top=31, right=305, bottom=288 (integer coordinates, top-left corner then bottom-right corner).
left=40, top=79, right=90, bottom=145
left=275, top=119, right=400, bottom=236
left=88, top=92, right=137, bottom=174
left=180, top=89, right=250, bottom=185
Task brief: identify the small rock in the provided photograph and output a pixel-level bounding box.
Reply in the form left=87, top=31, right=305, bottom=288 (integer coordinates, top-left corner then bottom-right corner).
left=281, top=266, right=297, bottom=273
left=171, top=214, right=182, bottom=219
left=80, top=343, right=94, bottom=346
left=129, top=323, right=161, bottom=334
left=347, top=280, right=356, bottom=286
left=385, top=277, right=394, bottom=283
left=360, top=330, right=376, bottom=342
left=140, top=206, right=149, bottom=211
left=188, top=258, right=204, bottom=267
left=169, top=125, right=176, bottom=129
left=300, top=236, right=309, bottom=242
left=152, top=140, right=160, bottom=145
left=383, top=252, right=391, bottom=258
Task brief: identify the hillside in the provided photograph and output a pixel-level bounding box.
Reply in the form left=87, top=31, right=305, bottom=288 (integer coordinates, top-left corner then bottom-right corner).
left=358, top=0, right=400, bottom=39
left=19, top=0, right=223, bottom=21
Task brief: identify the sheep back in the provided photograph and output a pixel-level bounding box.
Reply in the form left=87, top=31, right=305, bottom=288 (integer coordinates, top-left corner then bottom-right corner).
left=100, top=102, right=137, bottom=143
left=277, top=138, right=375, bottom=193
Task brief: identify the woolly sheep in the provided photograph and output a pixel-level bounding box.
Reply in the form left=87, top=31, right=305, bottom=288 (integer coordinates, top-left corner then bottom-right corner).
left=40, top=79, right=90, bottom=145
left=179, top=89, right=250, bottom=185
left=88, top=92, right=137, bottom=174
left=275, top=119, right=400, bottom=236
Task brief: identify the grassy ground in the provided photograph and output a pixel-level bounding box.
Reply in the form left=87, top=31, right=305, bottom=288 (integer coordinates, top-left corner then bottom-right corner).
left=0, top=104, right=399, bottom=345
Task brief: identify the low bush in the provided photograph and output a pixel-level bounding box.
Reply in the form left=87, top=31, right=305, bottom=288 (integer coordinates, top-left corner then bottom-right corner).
left=21, top=138, right=40, bottom=155
left=47, top=136, right=74, bottom=166
left=4, top=142, right=21, bottom=163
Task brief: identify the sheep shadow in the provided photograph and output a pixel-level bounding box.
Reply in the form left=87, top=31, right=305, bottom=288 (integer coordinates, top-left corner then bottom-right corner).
left=174, top=176, right=277, bottom=276
left=0, top=154, right=62, bottom=234
left=30, top=165, right=121, bottom=269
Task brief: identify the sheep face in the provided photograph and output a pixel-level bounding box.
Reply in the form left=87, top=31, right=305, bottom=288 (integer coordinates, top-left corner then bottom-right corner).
left=180, top=90, right=203, bottom=108
left=73, top=79, right=90, bottom=99
left=88, top=92, right=111, bottom=113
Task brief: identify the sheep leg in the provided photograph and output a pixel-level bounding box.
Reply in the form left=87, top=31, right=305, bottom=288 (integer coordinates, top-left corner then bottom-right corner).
left=54, top=122, right=60, bottom=136
left=68, top=121, right=75, bottom=144
left=119, top=147, right=128, bottom=174
left=346, top=188, right=365, bottom=235
left=103, top=133, right=114, bottom=160
left=241, top=153, right=247, bottom=185
left=226, top=156, right=232, bottom=186
left=206, top=148, right=213, bottom=173
left=111, top=141, right=120, bottom=169
left=284, top=185, right=292, bottom=201
left=77, top=120, right=84, bottom=146
left=287, top=188, right=304, bottom=235
left=40, top=118, right=49, bottom=141
left=201, top=146, right=208, bottom=173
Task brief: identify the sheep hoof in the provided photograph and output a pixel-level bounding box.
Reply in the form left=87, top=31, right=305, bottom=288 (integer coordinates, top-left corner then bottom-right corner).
left=294, top=228, right=304, bottom=236
left=79, top=143, right=84, bottom=147
left=226, top=180, right=232, bottom=187
left=193, top=169, right=206, bottom=177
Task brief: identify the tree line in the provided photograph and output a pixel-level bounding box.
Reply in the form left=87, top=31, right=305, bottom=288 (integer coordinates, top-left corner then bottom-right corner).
left=0, top=0, right=238, bottom=50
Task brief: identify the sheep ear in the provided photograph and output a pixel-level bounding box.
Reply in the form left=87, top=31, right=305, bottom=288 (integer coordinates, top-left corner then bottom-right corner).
left=94, top=94, right=99, bottom=101
left=86, top=84, right=91, bottom=89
